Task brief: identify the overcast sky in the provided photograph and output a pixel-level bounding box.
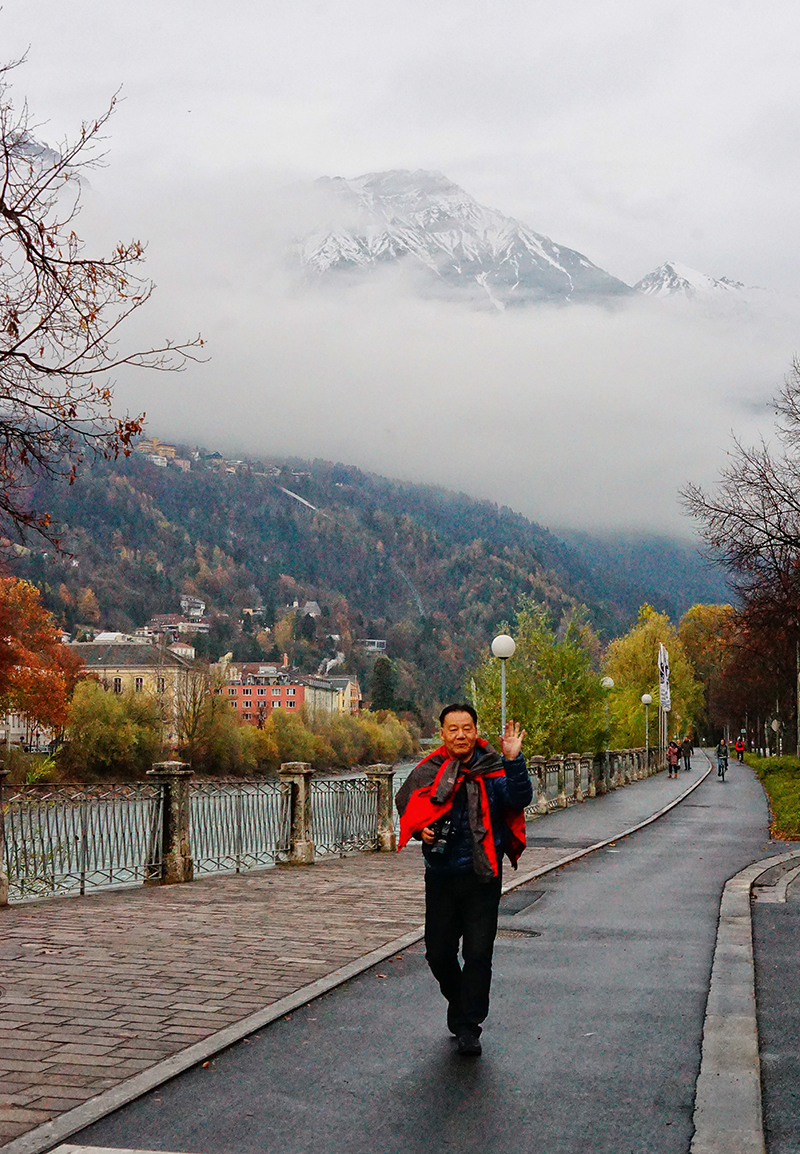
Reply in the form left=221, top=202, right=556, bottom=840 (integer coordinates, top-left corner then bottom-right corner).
left=5, top=1, right=800, bottom=533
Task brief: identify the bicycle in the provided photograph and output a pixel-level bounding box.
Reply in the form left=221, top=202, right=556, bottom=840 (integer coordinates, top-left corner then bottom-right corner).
left=717, top=755, right=727, bottom=782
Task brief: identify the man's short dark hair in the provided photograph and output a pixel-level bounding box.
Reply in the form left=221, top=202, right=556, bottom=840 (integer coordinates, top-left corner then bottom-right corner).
left=439, top=703, right=478, bottom=726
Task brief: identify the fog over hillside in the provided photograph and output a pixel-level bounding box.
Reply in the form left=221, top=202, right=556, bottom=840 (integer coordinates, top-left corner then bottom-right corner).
left=7, top=1, right=800, bottom=537
left=96, top=170, right=795, bottom=535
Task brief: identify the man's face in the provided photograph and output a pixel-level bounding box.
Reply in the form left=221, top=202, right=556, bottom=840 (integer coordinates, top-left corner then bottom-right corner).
left=441, top=711, right=478, bottom=762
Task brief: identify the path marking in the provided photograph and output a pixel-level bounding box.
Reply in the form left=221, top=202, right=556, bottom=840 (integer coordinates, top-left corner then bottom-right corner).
left=1, top=763, right=712, bottom=1154
left=691, top=847, right=800, bottom=1154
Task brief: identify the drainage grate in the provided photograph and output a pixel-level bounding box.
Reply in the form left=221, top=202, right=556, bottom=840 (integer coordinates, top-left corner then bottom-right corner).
left=498, top=928, right=541, bottom=939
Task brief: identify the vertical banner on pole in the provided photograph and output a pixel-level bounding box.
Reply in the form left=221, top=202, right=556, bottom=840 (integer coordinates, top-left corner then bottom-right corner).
left=658, top=644, right=671, bottom=767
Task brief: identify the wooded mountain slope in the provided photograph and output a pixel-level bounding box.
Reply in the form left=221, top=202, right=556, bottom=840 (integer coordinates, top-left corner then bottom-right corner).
left=8, top=453, right=725, bottom=709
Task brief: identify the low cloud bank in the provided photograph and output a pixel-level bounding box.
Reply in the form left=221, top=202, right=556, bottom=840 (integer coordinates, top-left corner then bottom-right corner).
left=85, top=175, right=797, bottom=535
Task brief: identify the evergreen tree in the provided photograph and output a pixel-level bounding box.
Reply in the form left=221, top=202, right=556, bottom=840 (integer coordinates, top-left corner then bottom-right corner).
left=370, top=656, right=396, bottom=711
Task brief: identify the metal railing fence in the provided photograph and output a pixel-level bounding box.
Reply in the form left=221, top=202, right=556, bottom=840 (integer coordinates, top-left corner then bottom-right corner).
left=190, top=780, right=291, bottom=875
left=311, top=778, right=379, bottom=857
left=3, top=782, right=163, bottom=902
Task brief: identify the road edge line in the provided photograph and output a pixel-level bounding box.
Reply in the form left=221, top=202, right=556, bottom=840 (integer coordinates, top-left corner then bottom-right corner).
left=690, top=846, right=800, bottom=1154
left=1, top=761, right=711, bottom=1154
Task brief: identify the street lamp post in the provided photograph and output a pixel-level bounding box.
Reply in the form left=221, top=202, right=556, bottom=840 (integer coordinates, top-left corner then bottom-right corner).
left=491, top=634, right=516, bottom=733
left=601, top=677, right=614, bottom=747
left=641, top=693, right=652, bottom=771
left=601, top=676, right=614, bottom=786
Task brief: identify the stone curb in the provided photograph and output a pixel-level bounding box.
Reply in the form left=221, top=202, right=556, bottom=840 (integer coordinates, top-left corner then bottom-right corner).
left=1, top=761, right=712, bottom=1154
left=691, top=845, right=800, bottom=1154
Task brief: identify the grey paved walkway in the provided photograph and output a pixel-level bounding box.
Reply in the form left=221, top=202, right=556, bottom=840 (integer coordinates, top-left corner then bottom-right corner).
left=0, top=763, right=711, bottom=1151
left=65, top=760, right=781, bottom=1154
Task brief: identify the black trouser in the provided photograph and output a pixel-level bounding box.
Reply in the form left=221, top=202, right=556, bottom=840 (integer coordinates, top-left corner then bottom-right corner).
left=424, top=869, right=502, bottom=1033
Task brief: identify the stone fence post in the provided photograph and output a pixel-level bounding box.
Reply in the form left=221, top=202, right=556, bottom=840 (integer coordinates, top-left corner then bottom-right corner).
left=597, top=751, right=609, bottom=795
left=0, top=766, right=9, bottom=907
left=568, top=753, right=583, bottom=803
left=531, top=756, right=548, bottom=815
left=582, top=753, right=596, bottom=798
left=146, top=762, right=194, bottom=885
left=278, top=762, right=315, bottom=864
left=366, top=764, right=396, bottom=852
left=622, top=750, right=633, bottom=785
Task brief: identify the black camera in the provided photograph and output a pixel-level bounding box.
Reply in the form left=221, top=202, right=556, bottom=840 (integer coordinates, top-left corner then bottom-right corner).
left=428, top=814, right=454, bottom=856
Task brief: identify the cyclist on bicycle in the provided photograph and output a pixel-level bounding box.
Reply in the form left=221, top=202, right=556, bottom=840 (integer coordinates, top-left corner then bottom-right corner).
left=735, top=737, right=745, bottom=762
left=716, top=737, right=729, bottom=779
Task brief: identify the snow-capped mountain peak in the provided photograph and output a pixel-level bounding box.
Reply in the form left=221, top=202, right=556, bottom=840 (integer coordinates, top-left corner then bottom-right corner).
left=297, top=169, right=632, bottom=308
left=634, top=261, right=746, bottom=299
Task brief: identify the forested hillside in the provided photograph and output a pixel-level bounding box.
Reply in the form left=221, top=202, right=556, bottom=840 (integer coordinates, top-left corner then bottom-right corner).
left=7, top=450, right=719, bottom=715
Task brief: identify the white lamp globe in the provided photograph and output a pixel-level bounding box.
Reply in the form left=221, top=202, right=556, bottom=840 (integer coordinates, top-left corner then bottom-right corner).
left=641, top=693, right=652, bottom=705
left=491, top=634, right=516, bottom=659
left=600, top=676, right=615, bottom=689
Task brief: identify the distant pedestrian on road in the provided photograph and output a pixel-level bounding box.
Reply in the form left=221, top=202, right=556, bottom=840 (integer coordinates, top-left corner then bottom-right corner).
left=735, top=737, right=745, bottom=762
left=395, top=704, right=532, bottom=1057
left=681, top=736, right=693, bottom=772
left=667, top=740, right=680, bottom=778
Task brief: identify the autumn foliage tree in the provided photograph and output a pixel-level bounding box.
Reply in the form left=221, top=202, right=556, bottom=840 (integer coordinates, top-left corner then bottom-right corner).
left=0, top=59, right=202, bottom=542
left=0, top=575, right=84, bottom=736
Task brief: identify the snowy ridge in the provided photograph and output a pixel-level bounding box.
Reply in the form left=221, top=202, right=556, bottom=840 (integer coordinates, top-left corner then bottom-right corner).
left=634, top=261, right=747, bottom=299
left=297, top=169, right=632, bottom=307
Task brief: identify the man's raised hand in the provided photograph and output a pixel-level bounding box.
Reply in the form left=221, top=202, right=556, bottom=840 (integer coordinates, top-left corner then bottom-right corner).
left=501, top=720, right=526, bottom=761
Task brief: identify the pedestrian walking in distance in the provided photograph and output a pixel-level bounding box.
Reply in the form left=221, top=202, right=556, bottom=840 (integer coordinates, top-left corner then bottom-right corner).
left=681, top=736, right=693, bottom=772
left=667, top=740, right=680, bottom=778
left=396, top=704, right=532, bottom=1057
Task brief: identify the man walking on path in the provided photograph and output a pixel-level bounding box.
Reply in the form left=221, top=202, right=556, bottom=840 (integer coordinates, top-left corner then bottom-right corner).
left=395, top=704, right=532, bottom=1057
left=681, top=736, right=693, bottom=771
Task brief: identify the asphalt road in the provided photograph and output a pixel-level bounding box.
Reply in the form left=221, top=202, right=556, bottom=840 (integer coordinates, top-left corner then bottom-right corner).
left=75, top=760, right=774, bottom=1154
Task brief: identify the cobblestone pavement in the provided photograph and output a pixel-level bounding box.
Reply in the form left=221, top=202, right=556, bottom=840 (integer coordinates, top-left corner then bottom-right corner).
left=0, top=843, right=573, bottom=1145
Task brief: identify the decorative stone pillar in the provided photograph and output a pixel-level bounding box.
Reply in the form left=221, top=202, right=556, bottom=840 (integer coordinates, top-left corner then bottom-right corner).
left=0, top=766, right=9, bottom=908
left=582, top=753, right=596, bottom=798
left=278, top=762, right=315, bottom=864
left=568, top=753, right=583, bottom=802
left=531, top=756, right=548, bottom=815
left=622, top=750, right=633, bottom=785
left=146, top=762, right=194, bottom=885
left=366, top=764, right=396, bottom=852
left=611, top=750, right=623, bottom=788
left=553, top=756, right=567, bottom=808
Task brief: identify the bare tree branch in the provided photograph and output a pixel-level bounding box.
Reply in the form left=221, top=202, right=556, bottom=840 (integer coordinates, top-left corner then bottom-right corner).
left=0, top=60, right=205, bottom=544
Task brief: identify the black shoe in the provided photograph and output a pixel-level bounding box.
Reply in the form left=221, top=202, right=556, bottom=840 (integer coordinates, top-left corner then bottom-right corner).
left=457, top=1029, right=482, bottom=1056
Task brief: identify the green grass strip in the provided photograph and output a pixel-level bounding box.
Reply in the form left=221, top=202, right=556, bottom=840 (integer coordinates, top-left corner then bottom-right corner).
left=745, top=753, right=800, bottom=840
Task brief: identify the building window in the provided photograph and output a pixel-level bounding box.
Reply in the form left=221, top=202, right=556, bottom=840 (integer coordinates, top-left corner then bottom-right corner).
left=272, top=700, right=281, bottom=708
left=287, top=700, right=296, bottom=709
left=272, top=687, right=281, bottom=696
left=242, top=712, right=251, bottom=720
left=134, top=677, right=143, bottom=692
left=112, top=677, right=122, bottom=694
left=228, top=687, right=237, bottom=695
left=242, top=688, right=252, bottom=696
left=157, top=677, right=166, bottom=693
left=257, top=688, right=266, bottom=696
left=231, top=700, right=238, bottom=708
left=286, top=688, right=296, bottom=696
